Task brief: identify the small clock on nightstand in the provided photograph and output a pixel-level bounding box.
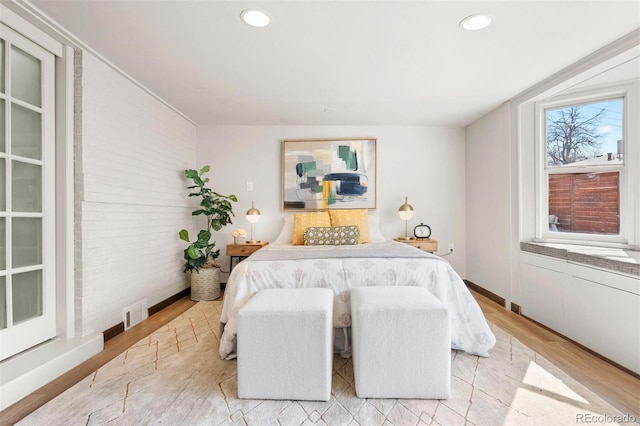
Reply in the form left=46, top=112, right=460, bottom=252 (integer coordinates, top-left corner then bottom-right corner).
left=395, top=222, right=437, bottom=253
left=413, top=223, right=432, bottom=239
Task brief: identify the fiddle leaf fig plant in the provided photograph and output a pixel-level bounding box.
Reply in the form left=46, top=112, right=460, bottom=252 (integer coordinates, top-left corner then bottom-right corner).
left=179, top=166, right=237, bottom=273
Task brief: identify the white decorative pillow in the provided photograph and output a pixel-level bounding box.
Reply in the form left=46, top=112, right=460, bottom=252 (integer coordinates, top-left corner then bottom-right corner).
left=274, top=215, right=294, bottom=244
left=303, top=225, right=360, bottom=246
left=368, top=214, right=386, bottom=242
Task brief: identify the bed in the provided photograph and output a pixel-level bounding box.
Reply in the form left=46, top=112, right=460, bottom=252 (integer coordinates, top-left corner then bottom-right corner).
left=219, top=234, right=496, bottom=360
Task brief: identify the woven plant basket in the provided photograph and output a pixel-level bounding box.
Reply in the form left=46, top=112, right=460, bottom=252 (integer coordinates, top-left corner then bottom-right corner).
left=190, top=266, right=221, bottom=301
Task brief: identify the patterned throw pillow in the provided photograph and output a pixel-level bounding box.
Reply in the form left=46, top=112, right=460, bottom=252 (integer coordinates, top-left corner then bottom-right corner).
left=303, top=226, right=360, bottom=246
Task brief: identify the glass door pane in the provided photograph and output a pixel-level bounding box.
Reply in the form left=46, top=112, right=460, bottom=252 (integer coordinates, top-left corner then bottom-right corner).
left=0, top=217, right=5, bottom=270
left=0, top=39, right=4, bottom=94
left=0, top=98, right=5, bottom=152
left=12, top=160, right=42, bottom=212
left=11, top=45, right=41, bottom=107
left=0, top=276, right=6, bottom=330
left=0, top=158, right=4, bottom=211
left=11, top=103, right=41, bottom=160
left=12, top=270, right=42, bottom=324
left=12, top=218, right=42, bottom=268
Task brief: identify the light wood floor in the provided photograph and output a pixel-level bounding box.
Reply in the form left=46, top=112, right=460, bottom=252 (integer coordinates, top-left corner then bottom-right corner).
left=1, top=291, right=638, bottom=425
left=0, top=296, right=197, bottom=425
left=475, top=293, right=639, bottom=419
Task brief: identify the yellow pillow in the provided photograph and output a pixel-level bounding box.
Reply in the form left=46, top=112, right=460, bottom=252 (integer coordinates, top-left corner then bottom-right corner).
left=292, top=211, right=331, bottom=245
left=329, top=209, right=370, bottom=243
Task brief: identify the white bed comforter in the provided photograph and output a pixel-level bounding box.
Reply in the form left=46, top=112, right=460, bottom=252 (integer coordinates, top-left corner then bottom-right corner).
left=219, top=241, right=496, bottom=359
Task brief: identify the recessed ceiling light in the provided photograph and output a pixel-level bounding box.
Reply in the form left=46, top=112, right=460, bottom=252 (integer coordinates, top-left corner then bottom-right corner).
left=460, top=13, right=494, bottom=31
left=240, top=9, right=271, bottom=28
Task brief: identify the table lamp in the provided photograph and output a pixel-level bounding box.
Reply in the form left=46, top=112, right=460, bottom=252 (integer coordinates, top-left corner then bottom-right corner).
left=397, top=196, right=414, bottom=240
left=245, top=201, right=261, bottom=243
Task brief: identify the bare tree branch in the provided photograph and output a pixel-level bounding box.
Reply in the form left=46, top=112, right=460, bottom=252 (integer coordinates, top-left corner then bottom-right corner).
left=546, top=106, right=604, bottom=166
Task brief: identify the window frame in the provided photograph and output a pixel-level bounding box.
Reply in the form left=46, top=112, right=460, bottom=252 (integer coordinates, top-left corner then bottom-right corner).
left=534, top=83, right=637, bottom=247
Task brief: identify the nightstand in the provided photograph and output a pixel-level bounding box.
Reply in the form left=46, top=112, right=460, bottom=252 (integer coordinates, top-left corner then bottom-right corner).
left=226, top=241, right=269, bottom=272
left=394, top=238, right=438, bottom=253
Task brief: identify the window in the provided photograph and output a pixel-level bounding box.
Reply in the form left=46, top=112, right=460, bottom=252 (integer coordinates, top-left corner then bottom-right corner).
left=536, top=85, right=636, bottom=247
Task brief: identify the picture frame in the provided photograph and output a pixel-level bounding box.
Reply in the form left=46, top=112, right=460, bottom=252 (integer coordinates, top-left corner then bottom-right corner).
left=282, top=137, right=377, bottom=211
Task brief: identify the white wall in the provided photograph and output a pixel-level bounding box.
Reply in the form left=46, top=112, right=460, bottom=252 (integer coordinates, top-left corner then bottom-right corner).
left=465, top=38, right=640, bottom=372
left=75, top=51, right=198, bottom=335
left=197, top=125, right=467, bottom=279
left=465, top=103, right=512, bottom=301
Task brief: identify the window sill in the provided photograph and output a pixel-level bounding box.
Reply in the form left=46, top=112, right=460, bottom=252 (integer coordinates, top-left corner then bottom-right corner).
left=520, top=241, right=639, bottom=277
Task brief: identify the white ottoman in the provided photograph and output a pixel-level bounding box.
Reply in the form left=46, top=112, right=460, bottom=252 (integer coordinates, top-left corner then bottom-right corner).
left=237, top=288, right=334, bottom=401
left=351, top=286, right=450, bottom=399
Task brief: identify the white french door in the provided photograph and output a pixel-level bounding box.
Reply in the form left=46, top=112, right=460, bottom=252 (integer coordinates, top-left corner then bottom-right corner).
left=0, top=23, right=56, bottom=360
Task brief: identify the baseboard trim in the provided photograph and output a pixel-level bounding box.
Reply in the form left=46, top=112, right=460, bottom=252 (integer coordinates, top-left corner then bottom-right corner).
left=148, top=288, right=190, bottom=317
left=102, top=288, right=190, bottom=342
left=510, top=302, right=521, bottom=315
left=103, top=323, right=124, bottom=343
left=464, top=280, right=506, bottom=307
left=521, top=313, right=639, bottom=379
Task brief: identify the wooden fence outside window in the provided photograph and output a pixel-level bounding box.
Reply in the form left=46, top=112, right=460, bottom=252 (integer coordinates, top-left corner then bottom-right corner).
left=548, top=171, right=620, bottom=234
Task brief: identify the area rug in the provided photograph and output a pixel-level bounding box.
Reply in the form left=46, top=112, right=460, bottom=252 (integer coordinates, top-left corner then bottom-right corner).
left=20, top=300, right=634, bottom=425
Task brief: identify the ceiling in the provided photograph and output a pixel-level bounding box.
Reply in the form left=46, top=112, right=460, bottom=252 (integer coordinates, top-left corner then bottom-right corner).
left=26, top=0, right=640, bottom=127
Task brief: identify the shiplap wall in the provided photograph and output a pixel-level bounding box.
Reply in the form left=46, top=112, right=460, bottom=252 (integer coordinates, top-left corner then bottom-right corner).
left=74, top=51, right=197, bottom=335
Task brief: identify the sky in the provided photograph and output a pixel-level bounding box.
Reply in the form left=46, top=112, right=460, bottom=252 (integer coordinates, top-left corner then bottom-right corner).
left=580, top=98, right=623, bottom=156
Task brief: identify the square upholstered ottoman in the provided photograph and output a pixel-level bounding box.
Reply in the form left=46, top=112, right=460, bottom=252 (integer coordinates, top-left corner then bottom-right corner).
left=351, top=286, right=450, bottom=399
left=237, top=288, right=334, bottom=401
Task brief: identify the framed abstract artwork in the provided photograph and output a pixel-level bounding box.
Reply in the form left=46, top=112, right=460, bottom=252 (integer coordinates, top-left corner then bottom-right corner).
left=282, top=137, right=377, bottom=211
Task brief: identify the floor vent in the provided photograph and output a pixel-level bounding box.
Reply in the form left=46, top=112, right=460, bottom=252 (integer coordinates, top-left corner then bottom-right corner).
left=123, top=299, right=148, bottom=330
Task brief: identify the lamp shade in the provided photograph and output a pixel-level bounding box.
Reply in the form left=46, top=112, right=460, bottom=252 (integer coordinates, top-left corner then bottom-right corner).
left=246, top=201, right=261, bottom=223
left=398, top=197, right=414, bottom=221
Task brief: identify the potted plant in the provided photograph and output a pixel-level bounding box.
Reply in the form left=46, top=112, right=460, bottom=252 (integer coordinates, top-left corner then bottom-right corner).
left=179, top=166, right=237, bottom=301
